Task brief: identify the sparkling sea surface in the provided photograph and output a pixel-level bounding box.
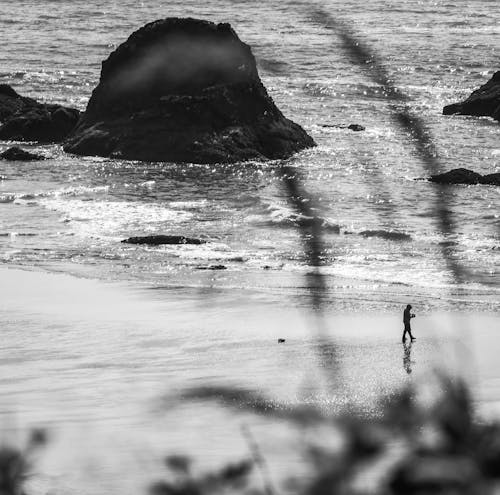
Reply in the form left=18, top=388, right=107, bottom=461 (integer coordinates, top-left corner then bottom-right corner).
left=0, top=1, right=499, bottom=494
left=0, top=0, right=499, bottom=312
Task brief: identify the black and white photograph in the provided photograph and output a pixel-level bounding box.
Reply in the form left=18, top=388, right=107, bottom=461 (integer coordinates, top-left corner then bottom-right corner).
left=0, top=1, right=499, bottom=494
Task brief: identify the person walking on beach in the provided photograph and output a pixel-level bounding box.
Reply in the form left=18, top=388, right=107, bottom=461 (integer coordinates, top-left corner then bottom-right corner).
left=402, top=304, right=416, bottom=343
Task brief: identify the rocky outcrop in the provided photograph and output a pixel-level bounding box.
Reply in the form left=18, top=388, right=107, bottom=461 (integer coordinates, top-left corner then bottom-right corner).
left=429, top=168, right=500, bottom=186
left=64, top=17, right=315, bottom=163
left=0, top=84, right=80, bottom=142
left=443, top=71, right=500, bottom=121
left=122, top=235, right=206, bottom=245
left=0, top=146, right=45, bottom=161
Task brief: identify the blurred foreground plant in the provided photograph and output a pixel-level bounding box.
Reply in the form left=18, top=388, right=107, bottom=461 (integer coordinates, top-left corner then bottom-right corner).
left=0, top=429, right=47, bottom=495
left=168, top=376, right=500, bottom=495
left=149, top=455, right=253, bottom=495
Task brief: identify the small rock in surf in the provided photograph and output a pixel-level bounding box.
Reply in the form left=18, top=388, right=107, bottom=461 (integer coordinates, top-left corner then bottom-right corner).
left=428, top=168, right=500, bottom=186
left=122, top=235, right=206, bottom=245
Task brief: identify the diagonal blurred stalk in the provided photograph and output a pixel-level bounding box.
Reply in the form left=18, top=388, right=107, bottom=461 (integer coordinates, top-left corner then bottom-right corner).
left=241, top=424, right=276, bottom=495
left=277, top=162, right=340, bottom=392
left=279, top=164, right=326, bottom=312
left=305, top=6, right=467, bottom=285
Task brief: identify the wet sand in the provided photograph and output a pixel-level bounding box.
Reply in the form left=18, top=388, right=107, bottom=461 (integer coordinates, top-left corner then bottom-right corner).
left=0, top=266, right=498, bottom=494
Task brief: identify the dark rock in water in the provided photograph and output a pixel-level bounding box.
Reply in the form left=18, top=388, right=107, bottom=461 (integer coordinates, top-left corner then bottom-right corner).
left=429, top=168, right=500, bottom=186
left=0, top=84, right=80, bottom=142
left=0, top=84, right=37, bottom=121
left=347, top=124, right=365, bottom=131
left=359, top=230, right=412, bottom=242
left=278, top=338, right=286, bottom=343
left=430, top=168, right=482, bottom=185
left=196, top=265, right=227, bottom=270
left=443, top=71, right=500, bottom=121
left=64, top=17, right=315, bottom=163
left=0, top=146, right=45, bottom=161
left=122, top=235, right=205, bottom=245
left=320, top=123, right=365, bottom=132
left=482, top=172, right=500, bottom=186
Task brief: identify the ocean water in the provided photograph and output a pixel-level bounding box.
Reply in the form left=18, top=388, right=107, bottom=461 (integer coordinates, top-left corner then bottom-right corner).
left=0, top=2, right=499, bottom=493
left=0, top=0, right=499, bottom=312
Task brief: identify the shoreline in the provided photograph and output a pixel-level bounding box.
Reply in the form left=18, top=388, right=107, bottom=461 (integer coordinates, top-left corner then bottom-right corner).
left=0, top=264, right=499, bottom=494
left=2, top=260, right=498, bottom=315
left=1, top=264, right=498, bottom=397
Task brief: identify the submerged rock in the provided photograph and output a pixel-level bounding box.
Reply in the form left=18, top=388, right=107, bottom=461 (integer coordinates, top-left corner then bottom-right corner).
left=122, top=235, right=205, bottom=245
left=429, top=168, right=500, bottom=186
left=443, top=71, right=500, bottom=121
left=64, top=17, right=315, bottom=163
left=359, top=230, right=412, bottom=242
left=0, top=146, right=45, bottom=161
left=196, top=265, right=227, bottom=270
left=0, top=84, right=80, bottom=142
left=347, top=124, right=365, bottom=131
left=320, top=123, right=365, bottom=131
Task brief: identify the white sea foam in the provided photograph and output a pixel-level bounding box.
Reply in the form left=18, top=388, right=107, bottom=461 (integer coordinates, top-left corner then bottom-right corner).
left=40, top=198, right=194, bottom=235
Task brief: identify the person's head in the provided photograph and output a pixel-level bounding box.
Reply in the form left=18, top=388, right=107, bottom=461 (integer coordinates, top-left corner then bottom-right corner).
left=406, top=304, right=412, bottom=310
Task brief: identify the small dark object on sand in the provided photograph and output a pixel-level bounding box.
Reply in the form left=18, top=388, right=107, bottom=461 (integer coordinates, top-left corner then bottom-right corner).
left=0, top=146, right=45, bottom=161
left=348, top=124, right=365, bottom=131
left=278, top=338, right=286, bottom=343
left=122, top=235, right=205, bottom=245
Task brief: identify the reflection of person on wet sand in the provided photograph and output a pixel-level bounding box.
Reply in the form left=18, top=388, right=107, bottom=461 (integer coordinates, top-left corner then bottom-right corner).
left=403, top=341, right=413, bottom=374
left=402, top=304, right=416, bottom=343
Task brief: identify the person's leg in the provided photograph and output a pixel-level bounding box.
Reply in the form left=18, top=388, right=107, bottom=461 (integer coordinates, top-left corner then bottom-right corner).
left=402, top=328, right=407, bottom=342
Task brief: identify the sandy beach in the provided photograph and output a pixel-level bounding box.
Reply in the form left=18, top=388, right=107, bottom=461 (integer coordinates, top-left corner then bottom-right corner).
left=0, top=265, right=498, bottom=494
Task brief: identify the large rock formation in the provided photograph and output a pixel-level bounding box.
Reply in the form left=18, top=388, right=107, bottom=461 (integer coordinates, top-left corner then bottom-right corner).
left=428, top=168, right=500, bottom=186
left=0, top=84, right=80, bottom=142
left=64, top=18, right=315, bottom=163
left=443, top=71, right=500, bottom=121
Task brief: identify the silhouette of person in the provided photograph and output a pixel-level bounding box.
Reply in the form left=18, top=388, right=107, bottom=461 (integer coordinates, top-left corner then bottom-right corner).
left=403, top=341, right=413, bottom=374
left=402, top=304, right=416, bottom=343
